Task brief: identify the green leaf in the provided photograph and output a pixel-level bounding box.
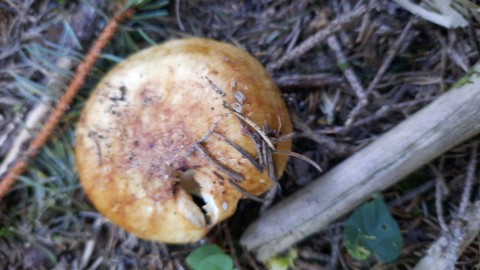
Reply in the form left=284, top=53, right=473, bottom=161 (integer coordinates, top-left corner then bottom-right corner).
left=196, top=253, right=233, bottom=270
left=186, top=244, right=224, bottom=268
left=343, top=194, right=403, bottom=263
left=267, top=249, right=298, bottom=270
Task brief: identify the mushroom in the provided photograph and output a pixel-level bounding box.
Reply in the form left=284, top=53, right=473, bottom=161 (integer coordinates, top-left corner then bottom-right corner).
left=75, top=38, right=292, bottom=243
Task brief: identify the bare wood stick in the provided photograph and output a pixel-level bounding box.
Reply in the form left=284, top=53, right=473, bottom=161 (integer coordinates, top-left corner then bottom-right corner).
left=267, top=6, right=366, bottom=71
left=240, top=63, right=480, bottom=261
left=327, top=35, right=367, bottom=104
left=274, top=73, right=343, bottom=90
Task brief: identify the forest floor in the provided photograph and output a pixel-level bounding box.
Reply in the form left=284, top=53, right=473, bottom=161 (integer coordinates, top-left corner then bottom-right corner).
left=1, top=0, right=480, bottom=269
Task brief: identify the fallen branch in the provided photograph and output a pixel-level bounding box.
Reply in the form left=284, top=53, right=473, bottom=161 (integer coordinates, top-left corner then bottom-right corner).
left=240, top=63, right=480, bottom=261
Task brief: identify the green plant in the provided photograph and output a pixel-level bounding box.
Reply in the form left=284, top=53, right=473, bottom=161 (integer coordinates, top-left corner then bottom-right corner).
left=267, top=249, right=298, bottom=270
left=343, top=193, right=403, bottom=263
left=186, top=244, right=236, bottom=270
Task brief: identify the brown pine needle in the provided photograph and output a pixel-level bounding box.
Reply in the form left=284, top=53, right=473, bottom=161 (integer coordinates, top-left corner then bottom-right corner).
left=223, top=104, right=275, bottom=150
left=227, top=178, right=265, bottom=203
left=194, top=143, right=245, bottom=182
left=212, top=132, right=263, bottom=172
left=0, top=7, right=135, bottom=199
left=274, top=150, right=323, bottom=173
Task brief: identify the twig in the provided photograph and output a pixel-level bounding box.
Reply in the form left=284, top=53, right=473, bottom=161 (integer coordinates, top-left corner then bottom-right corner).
left=458, top=142, right=477, bottom=216
left=274, top=73, right=343, bottom=90
left=365, top=18, right=415, bottom=95
left=175, top=0, right=185, bottom=31
left=321, top=97, right=434, bottom=134
left=392, top=0, right=468, bottom=28
left=290, top=113, right=351, bottom=157
left=240, top=63, right=480, bottom=261
left=346, top=18, right=415, bottom=125
left=430, top=164, right=449, bottom=232
left=413, top=144, right=478, bottom=270
left=0, top=7, right=135, bottom=199
left=388, top=179, right=435, bottom=207
left=327, top=35, right=367, bottom=105
left=223, top=223, right=241, bottom=270
left=0, top=100, right=50, bottom=176
left=267, top=5, right=366, bottom=71
left=414, top=201, right=480, bottom=270
left=328, top=225, right=341, bottom=270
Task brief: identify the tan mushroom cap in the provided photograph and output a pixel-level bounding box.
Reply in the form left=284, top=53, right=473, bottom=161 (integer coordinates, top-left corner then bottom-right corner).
left=75, top=38, right=292, bottom=244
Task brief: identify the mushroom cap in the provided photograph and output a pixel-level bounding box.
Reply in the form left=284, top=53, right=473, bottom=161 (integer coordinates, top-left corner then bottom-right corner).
left=75, top=38, right=292, bottom=244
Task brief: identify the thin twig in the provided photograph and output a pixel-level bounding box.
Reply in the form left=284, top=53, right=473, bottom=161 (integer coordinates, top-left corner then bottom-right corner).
left=175, top=0, right=185, bottom=31
left=429, top=163, right=449, bottom=232
left=0, top=7, right=135, bottom=199
left=223, top=223, right=241, bottom=270
left=459, top=142, right=477, bottom=216
left=441, top=144, right=477, bottom=270
left=365, top=18, right=415, bottom=95
left=327, top=35, right=367, bottom=104
left=388, top=179, right=435, bottom=207
left=346, top=18, right=415, bottom=125
left=274, top=73, right=343, bottom=90
left=322, top=97, right=434, bottom=134
left=328, top=225, right=341, bottom=270
left=267, top=5, right=366, bottom=71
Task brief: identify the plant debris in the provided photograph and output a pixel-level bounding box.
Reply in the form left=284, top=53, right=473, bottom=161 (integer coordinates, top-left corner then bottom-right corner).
left=1, top=0, right=480, bottom=269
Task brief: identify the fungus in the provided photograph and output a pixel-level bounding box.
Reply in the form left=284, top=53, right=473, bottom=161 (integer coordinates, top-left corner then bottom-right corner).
left=75, top=38, right=292, bottom=243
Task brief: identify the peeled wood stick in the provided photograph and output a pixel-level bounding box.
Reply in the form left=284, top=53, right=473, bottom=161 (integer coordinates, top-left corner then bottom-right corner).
left=240, top=64, right=480, bottom=261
